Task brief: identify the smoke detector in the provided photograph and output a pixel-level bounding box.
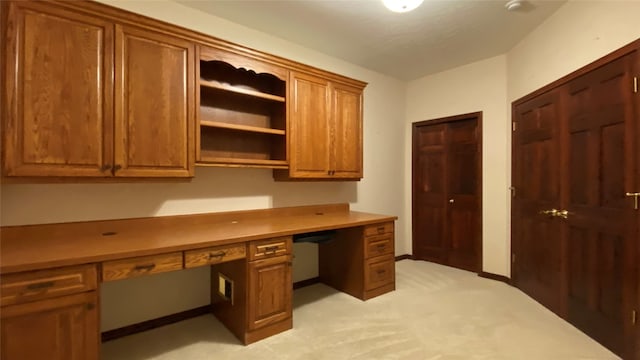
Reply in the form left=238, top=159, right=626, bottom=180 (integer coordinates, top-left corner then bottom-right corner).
left=505, top=0, right=523, bottom=11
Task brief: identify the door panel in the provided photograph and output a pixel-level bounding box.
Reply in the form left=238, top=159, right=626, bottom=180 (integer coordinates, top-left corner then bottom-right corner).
left=512, top=90, right=563, bottom=314
left=331, top=83, right=362, bottom=178
left=563, top=53, right=636, bottom=357
left=413, top=115, right=481, bottom=272
left=114, top=25, right=194, bottom=177
left=3, top=2, right=113, bottom=177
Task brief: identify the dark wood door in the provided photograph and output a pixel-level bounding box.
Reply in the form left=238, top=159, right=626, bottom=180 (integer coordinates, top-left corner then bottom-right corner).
left=114, top=24, right=195, bottom=177
left=1, top=292, right=99, bottom=360
left=562, top=53, right=637, bottom=358
left=412, top=113, right=482, bottom=272
left=2, top=1, right=113, bottom=177
left=511, top=90, right=564, bottom=315
left=247, top=255, right=292, bottom=331
left=512, top=45, right=639, bottom=358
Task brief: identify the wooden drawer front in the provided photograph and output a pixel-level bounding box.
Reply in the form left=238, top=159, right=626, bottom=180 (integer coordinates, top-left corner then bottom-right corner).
left=1, top=265, right=97, bottom=307
left=102, top=253, right=183, bottom=281
left=364, top=254, right=395, bottom=291
left=365, top=234, right=394, bottom=259
left=364, top=222, right=394, bottom=237
left=185, top=244, right=246, bottom=268
left=249, top=237, right=292, bottom=261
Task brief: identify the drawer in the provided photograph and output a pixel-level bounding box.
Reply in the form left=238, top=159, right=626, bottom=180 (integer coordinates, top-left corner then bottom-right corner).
left=248, top=237, right=291, bottom=261
left=364, top=254, right=395, bottom=291
left=364, top=222, right=394, bottom=237
left=102, top=252, right=183, bottom=282
left=1, top=265, right=97, bottom=307
left=365, top=234, right=394, bottom=258
left=185, top=244, right=246, bottom=268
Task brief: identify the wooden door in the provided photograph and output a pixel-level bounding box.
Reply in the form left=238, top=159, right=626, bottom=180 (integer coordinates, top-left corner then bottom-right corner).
left=331, top=83, right=363, bottom=179
left=412, top=113, right=482, bottom=272
left=1, top=292, right=99, bottom=360
left=511, top=90, right=564, bottom=315
left=288, top=72, right=331, bottom=178
left=114, top=24, right=194, bottom=177
left=247, top=255, right=292, bottom=331
left=562, top=53, right=637, bottom=358
left=2, top=1, right=113, bottom=177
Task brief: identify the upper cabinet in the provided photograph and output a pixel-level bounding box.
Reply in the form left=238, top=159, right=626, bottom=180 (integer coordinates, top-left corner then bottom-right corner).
left=114, top=25, right=195, bottom=177
left=2, top=2, right=114, bottom=177
left=1, top=0, right=366, bottom=181
left=2, top=1, right=195, bottom=178
left=274, top=72, right=364, bottom=180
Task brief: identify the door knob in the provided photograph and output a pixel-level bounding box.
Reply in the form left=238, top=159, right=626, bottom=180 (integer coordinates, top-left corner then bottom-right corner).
left=539, top=209, right=558, bottom=216
left=626, top=192, right=640, bottom=210
left=449, top=199, right=454, bottom=204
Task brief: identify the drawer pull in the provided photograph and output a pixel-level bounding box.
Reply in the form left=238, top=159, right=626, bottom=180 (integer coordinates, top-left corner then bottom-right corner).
left=376, top=269, right=386, bottom=275
left=208, top=251, right=226, bottom=259
left=376, top=244, right=386, bottom=249
left=264, top=246, right=279, bottom=254
left=26, top=281, right=55, bottom=291
left=377, top=226, right=385, bottom=234
left=133, top=264, right=156, bottom=272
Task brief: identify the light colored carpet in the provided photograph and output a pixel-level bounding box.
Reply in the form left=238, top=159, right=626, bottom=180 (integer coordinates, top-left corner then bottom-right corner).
left=102, top=259, right=619, bottom=359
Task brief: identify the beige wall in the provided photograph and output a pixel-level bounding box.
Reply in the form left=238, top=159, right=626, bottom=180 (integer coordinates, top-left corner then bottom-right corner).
left=405, top=55, right=511, bottom=276
left=0, top=0, right=406, bottom=331
left=404, top=0, right=640, bottom=279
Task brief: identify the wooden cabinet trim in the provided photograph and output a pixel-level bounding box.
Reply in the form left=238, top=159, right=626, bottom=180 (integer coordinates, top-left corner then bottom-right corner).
left=102, top=252, right=183, bottom=281
left=1, top=265, right=97, bottom=306
left=185, top=244, right=246, bottom=268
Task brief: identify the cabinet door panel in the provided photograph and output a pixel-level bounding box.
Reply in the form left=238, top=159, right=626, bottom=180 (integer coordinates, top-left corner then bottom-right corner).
left=1, top=291, right=98, bottom=360
left=332, top=83, right=362, bottom=179
left=114, top=25, right=194, bottom=177
left=288, top=72, right=331, bottom=177
left=3, top=2, right=113, bottom=176
left=247, top=255, right=292, bottom=331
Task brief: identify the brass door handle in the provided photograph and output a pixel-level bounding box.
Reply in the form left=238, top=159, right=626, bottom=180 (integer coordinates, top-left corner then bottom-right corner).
left=539, top=209, right=559, bottom=216
left=556, top=210, right=569, bottom=219
left=625, top=192, right=640, bottom=210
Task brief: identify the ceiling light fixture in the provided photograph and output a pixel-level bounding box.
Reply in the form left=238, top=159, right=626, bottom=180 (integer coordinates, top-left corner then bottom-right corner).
left=382, top=0, right=424, bottom=13
left=505, top=0, right=523, bottom=11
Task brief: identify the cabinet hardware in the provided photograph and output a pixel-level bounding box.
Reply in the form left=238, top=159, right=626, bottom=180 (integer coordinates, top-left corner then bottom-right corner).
left=376, top=244, right=386, bottom=249
left=556, top=210, right=569, bottom=219
left=209, top=251, right=226, bottom=259
left=87, top=303, right=96, bottom=311
left=512, top=122, right=517, bottom=131
left=264, top=245, right=279, bottom=254
left=633, top=310, right=637, bottom=325
left=26, top=281, right=55, bottom=290
left=101, top=164, right=111, bottom=171
left=112, top=164, right=122, bottom=174
left=133, top=263, right=156, bottom=271
left=376, top=269, right=386, bottom=275
left=625, top=192, right=640, bottom=210
left=509, top=186, right=516, bottom=198
left=377, top=226, right=385, bottom=233
left=634, top=77, right=638, bottom=93
left=449, top=199, right=455, bottom=204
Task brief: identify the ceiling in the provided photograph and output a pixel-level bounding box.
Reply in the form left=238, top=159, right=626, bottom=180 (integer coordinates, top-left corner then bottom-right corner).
left=176, top=0, right=566, bottom=80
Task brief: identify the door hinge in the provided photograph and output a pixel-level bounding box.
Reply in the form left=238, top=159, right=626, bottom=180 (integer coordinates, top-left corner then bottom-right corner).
left=511, top=254, right=516, bottom=263
left=633, top=310, right=637, bottom=325
left=634, top=77, right=638, bottom=93
left=512, top=122, right=517, bottom=131
left=509, top=186, right=516, bottom=198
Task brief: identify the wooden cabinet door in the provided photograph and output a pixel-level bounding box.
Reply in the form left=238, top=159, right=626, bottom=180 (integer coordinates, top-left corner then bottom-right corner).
left=1, top=292, right=99, bottom=360
left=114, top=25, right=195, bottom=177
left=247, top=255, right=292, bottom=331
left=331, top=83, right=363, bottom=179
left=288, top=72, right=331, bottom=178
left=3, top=2, right=113, bottom=177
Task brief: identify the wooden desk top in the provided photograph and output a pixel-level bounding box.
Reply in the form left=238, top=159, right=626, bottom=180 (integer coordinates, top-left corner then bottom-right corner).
left=0, top=204, right=396, bottom=274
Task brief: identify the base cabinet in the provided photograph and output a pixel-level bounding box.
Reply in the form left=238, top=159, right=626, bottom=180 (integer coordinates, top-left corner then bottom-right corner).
left=1, top=292, right=99, bottom=360
left=247, top=255, right=292, bottom=331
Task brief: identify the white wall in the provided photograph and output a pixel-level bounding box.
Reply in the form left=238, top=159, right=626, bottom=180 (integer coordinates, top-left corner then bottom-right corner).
left=405, top=55, right=511, bottom=276
left=0, top=0, right=406, bottom=331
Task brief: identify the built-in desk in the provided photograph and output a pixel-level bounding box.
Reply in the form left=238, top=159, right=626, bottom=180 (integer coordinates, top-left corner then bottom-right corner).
left=0, top=204, right=397, bottom=359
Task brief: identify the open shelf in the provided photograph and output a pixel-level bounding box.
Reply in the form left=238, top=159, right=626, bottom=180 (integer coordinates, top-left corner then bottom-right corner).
left=196, top=158, right=288, bottom=169
left=200, top=79, right=285, bottom=102
left=198, top=55, right=287, bottom=169
left=200, top=120, right=285, bottom=136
